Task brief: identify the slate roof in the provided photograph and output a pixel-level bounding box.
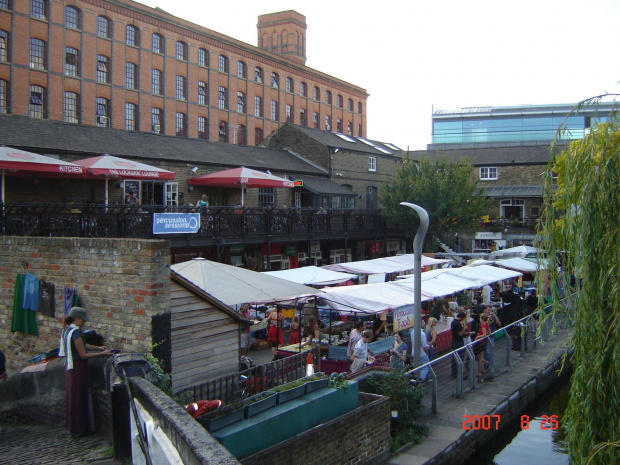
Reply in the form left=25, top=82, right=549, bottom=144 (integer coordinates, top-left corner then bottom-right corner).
left=0, top=115, right=327, bottom=176
left=295, top=177, right=357, bottom=196
left=277, top=123, right=404, bottom=157
left=410, top=145, right=554, bottom=166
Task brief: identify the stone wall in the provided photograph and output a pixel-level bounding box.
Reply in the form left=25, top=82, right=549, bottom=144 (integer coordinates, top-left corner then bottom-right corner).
left=0, top=236, right=171, bottom=373
left=241, top=393, right=392, bottom=465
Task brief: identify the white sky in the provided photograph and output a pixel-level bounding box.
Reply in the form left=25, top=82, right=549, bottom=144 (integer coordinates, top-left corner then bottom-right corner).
left=137, top=0, right=620, bottom=150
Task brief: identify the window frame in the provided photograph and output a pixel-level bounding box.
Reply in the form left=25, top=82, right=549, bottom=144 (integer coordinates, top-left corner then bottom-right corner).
left=285, top=104, right=293, bottom=123
left=28, top=85, right=45, bottom=118
left=271, top=72, right=279, bottom=89
left=254, top=96, right=263, bottom=117
left=218, top=121, right=228, bottom=143
left=237, top=91, right=246, bottom=114
left=96, top=55, right=110, bottom=83
left=368, top=156, right=377, bottom=172
left=151, top=107, right=162, bottom=133
left=64, top=47, right=79, bottom=77
left=237, top=61, right=247, bottom=79
left=30, top=0, right=46, bottom=20
left=125, top=25, right=139, bottom=47
left=325, top=90, right=332, bottom=105
left=125, top=102, right=138, bottom=131
left=270, top=100, right=279, bottom=121
left=96, top=16, right=111, bottom=39
left=152, top=33, right=164, bottom=54
left=258, top=187, right=275, bottom=207
left=176, top=41, right=187, bottom=61
left=151, top=69, right=163, bottom=96
left=0, top=79, right=8, bottom=115
left=125, top=62, right=138, bottom=90
left=96, top=97, right=109, bottom=127
left=254, top=67, right=263, bottom=83
left=65, top=6, right=80, bottom=29
left=175, top=112, right=187, bottom=136
left=0, top=30, right=10, bottom=62
left=218, top=54, right=228, bottom=73
left=198, top=116, right=208, bottom=139
left=198, top=48, right=209, bottom=67
left=479, top=167, right=498, bottom=180
left=285, top=77, right=293, bottom=93
left=198, top=81, right=207, bottom=106
left=300, top=82, right=307, bottom=97
left=175, top=75, right=187, bottom=101
left=63, top=91, right=79, bottom=123
left=29, top=38, right=46, bottom=70
left=218, top=86, right=228, bottom=109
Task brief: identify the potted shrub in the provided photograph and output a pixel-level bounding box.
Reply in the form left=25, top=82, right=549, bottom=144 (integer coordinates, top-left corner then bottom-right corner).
left=197, top=400, right=245, bottom=433
left=274, top=379, right=307, bottom=405
left=244, top=390, right=277, bottom=418
left=304, top=372, right=329, bottom=393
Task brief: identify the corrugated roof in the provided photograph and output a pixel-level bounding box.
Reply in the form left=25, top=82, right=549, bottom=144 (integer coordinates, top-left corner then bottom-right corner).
left=481, top=185, right=545, bottom=198
left=0, top=115, right=326, bottom=176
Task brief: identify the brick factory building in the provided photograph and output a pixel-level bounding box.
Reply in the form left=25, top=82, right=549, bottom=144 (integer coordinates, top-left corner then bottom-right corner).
left=0, top=1, right=368, bottom=146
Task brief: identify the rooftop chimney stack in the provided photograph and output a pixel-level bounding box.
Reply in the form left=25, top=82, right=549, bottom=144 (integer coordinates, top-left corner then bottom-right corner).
left=257, top=11, right=307, bottom=65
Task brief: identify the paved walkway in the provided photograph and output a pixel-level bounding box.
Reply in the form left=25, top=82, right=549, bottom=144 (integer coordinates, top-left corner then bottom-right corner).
left=388, top=326, right=572, bottom=465
left=0, top=423, right=120, bottom=465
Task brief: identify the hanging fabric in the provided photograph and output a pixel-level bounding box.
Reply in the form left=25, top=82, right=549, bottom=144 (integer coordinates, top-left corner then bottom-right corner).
left=39, top=280, right=56, bottom=317
left=11, top=274, right=39, bottom=336
left=64, top=287, right=78, bottom=316
left=22, top=273, right=40, bottom=311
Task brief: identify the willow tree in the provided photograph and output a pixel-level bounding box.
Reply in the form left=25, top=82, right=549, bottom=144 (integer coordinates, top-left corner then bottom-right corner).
left=380, top=155, right=489, bottom=248
left=537, top=98, right=619, bottom=464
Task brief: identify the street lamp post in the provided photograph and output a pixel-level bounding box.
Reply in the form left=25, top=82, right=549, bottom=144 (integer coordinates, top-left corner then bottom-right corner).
left=400, top=202, right=429, bottom=367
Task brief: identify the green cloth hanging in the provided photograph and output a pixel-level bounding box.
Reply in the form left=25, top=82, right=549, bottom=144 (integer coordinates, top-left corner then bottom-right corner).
left=11, top=274, right=39, bottom=336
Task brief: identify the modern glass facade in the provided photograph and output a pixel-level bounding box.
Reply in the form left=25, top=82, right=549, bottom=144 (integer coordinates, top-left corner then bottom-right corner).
left=431, top=103, right=615, bottom=147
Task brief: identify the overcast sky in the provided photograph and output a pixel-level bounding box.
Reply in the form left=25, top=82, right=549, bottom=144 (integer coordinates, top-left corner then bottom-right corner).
left=137, top=0, right=620, bottom=150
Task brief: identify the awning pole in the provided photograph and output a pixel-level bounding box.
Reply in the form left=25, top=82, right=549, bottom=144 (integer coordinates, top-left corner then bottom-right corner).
left=1, top=170, right=4, bottom=205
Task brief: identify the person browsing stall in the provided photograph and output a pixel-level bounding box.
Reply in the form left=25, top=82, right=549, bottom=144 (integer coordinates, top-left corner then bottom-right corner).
left=350, top=330, right=374, bottom=373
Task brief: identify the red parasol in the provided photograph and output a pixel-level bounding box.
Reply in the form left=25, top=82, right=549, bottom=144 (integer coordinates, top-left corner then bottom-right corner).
left=188, top=166, right=294, bottom=205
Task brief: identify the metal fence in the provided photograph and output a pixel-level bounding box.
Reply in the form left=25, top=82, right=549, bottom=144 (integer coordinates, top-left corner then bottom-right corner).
left=0, top=203, right=385, bottom=242
left=407, top=301, right=572, bottom=414
left=179, top=346, right=320, bottom=405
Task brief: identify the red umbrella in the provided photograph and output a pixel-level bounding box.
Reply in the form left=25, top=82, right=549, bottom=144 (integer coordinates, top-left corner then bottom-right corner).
left=0, top=146, right=84, bottom=203
left=188, top=166, right=294, bottom=205
left=74, top=154, right=175, bottom=205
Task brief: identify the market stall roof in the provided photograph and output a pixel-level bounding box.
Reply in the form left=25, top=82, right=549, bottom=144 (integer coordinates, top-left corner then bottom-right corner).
left=396, top=272, right=482, bottom=298
left=170, top=258, right=316, bottom=307
left=262, top=266, right=357, bottom=286
left=323, top=254, right=451, bottom=275
left=489, top=245, right=539, bottom=258
left=492, top=257, right=547, bottom=273
left=73, top=154, right=175, bottom=180
left=317, top=282, right=432, bottom=313
left=439, top=264, right=523, bottom=285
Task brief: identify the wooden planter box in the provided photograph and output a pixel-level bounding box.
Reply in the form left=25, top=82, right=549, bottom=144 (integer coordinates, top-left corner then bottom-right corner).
left=244, top=391, right=277, bottom=419
left=305, top=373, right=329, bottom=393
left=198, top=406, right=245, bottom=433
left=275, top=383, right=306, bottom=405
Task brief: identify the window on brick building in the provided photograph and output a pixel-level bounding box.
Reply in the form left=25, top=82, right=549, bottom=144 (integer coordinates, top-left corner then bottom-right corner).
left=97, top=16, right=111, bottom=39
left=270, top=100, right=279, bottom=120
left=152, top=69, right=163, bottom=95
left=0, top=1, right=10, bottom=10
left=237, top=61, right=247, bottom=78
left=259, top=188, right=275, bottom=207
left=176, top=41, right=187, bottom=61
left=313, top=112, right=319, bottom=129
left=198, top=48, right=209, bottom=67
left=313, top=86, right=319, bottom=101
left=347, top=121, right=353, bottom=136
left=198, top=116, right=208, bottom=139
left=151, top=108, right=162, bottom=133
left=126, top=25, right=139, bottom=47
left=336, top=95, right=343, bottom=108
left=96, top=55, right=110, bottom=83
left=479, top=167, right=498, bottom=180
left=368, top=157, right=377, bottom=172
left=0, top=79, right=8, bottom=114
left=63, top=92, right=79, bottom=124
left=218, top=121, right=228, bottom=142
left=29, top=38, right=46, bottom=70
left=175, top=112, right=186, bottom=136
left=65, top=6, right=80, bottom=29
left=325, top=115, right=331, bottom=131
left=30, top=0, right=47, bottom=20
left=300, top=108, right=307, bottom=126
left=64, top=47, right=79, bottom=76
left=300, top=82, right=307, bottom=97
left=237, top=91, right=246, bottom=113
left=125, top=102, right=137, bottom=131
left=325, top=91, right=332, bottom=105
left=96, top=97, right=109, bottom=127
left=271, top=72, right=279, bottom=89
left=285, top=104, right=293, bottom=123
left=198, top=81, right=207, bottom=105
left=255, top=67, right=263, bottom=83
left=358, top=101, right=362, bottom=114
left=152, top=33, right=164, bottom=54
left=254, top=96, right=263, bottom=117
left=366, top=186, right=377, bottom=210
left=347, top=98, right=353, bottom=112
left=218, top=86, right=227, bottom=109
left=218, top=54, right=228, bottom=73
left=336, top=118, right=343, bottom=133
left=255, top=127, right=264, bottom=145
left=0, top=30, right=8, bottom=62
left=286, top=77, right=293, bottom=93
left=176, top=75, right=187, bottom=100
left=237, top=124, right=247, bottom=145
left=125, top=62, right=138, bottom=89
left=28, top=85, right=45, bottom=119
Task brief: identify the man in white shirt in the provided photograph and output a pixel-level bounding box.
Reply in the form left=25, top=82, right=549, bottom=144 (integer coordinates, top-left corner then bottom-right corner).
left=482, top=284, right=493, bottom=304
left=409, top=326, right=430, bottom=380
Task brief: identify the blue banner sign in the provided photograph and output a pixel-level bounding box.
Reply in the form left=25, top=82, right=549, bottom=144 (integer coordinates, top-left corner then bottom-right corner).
left=153, top=213, right=200, bottom=234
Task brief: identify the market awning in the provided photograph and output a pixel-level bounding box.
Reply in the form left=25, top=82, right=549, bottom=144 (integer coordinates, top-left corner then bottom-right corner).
left=482, top=185, right=545, bottom=198
left=490, top=245, right=539, bottom=258
left=492, top=257, right=547, bottom=273
left=170, top=258, right=316, bottom=307
left=263, top=266, right=357, bottom=286
left=293, top=177, right=356, bottom=196
left=323, top=254, right=451, bottom=275
left=74, top=154, right=175, bottom=180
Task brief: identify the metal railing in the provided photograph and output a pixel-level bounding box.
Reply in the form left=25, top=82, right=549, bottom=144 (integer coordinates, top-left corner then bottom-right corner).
left=0, top=203, right=386, bottom=243
left=179, top=347, right=319, bottom=405
left=407, top=300, right=572, bottom=414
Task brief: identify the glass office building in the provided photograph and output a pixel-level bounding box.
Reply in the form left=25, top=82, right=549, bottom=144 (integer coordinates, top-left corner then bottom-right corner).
left=430, top=103, right=616, bottom=148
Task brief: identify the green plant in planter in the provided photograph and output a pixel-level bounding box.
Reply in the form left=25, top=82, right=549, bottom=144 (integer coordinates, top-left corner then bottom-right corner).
left=245, top=391, right=275, bottom=404
left=305, top=373, right=328, bottom=382
left=328, top=372, right=349, bottom=389
left=274, top=379, right=305, bottom=392
left=199, top=400, right=245, bottom=420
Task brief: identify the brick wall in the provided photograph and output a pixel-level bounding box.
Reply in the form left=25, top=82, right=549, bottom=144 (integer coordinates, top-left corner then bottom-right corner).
left=241, top=393, right=392, bottom=465
left=0, top=236, right=171, bottom=373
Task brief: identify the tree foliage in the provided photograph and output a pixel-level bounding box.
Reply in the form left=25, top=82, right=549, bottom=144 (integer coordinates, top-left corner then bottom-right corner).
left=380, top=155, right=490, bottom=247
left=537, top=98, right=620, bottom=464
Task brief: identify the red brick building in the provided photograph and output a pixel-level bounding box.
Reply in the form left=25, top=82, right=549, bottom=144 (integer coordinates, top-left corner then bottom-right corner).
left=0, top=0, right=368, bottom=146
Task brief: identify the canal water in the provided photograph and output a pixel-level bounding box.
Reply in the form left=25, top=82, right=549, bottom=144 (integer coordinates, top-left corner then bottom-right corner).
left=465, top=381, right=570, bottom=465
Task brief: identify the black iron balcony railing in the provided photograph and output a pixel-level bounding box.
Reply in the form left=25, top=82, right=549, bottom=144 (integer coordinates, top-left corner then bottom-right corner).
left=0, top=203, right=387, bottom=245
